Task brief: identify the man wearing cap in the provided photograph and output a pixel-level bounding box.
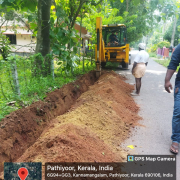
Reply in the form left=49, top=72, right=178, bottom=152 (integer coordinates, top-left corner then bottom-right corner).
left=164, top=43, right=180, bottom=154
left=131, top=43, right=149, bottom=96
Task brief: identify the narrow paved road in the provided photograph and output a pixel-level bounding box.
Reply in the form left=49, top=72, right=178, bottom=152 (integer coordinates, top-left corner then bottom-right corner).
left=116, top=50, right=179, bottom=179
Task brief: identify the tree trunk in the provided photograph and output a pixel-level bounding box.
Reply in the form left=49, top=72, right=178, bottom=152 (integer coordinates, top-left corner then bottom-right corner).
left=35, top=0, right=52, bottom=76
left=34, top=0, right=42, bottom=76
left=171, top=15, right=177, bottom=47
left=162, top=22, right=166, bottom=41
left=80, top=13, right=82, bottom=54
left=126, top=0, right=129, bottom=12
left=41, top=0, right=51, bottom=76
left=41, top=0, right=51, bottom=56
left=35, top=0, right=42, bottom=54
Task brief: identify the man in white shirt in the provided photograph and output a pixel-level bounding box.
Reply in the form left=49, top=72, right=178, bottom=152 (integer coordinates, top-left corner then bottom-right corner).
left=131, top=43, right=149, bottom=96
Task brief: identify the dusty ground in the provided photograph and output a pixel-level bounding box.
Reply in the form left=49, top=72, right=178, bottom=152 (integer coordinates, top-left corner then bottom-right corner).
left=0, top=71, right=141, bottom=179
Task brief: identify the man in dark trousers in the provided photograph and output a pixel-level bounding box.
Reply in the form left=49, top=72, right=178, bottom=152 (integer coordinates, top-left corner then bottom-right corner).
left=165, top=43, right=180, bottom=154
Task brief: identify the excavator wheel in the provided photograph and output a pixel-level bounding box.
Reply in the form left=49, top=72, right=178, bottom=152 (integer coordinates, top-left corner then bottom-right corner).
left=122, top=61, right=129, bottom=69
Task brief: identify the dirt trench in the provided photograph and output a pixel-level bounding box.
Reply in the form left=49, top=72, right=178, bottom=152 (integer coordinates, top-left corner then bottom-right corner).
left=0, top=71, right=97, bottom=173
left=0, top=71, right=141, bottom=179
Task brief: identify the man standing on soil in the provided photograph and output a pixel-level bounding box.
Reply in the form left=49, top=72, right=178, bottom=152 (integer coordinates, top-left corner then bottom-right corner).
left=131, top=43, right=149, bottom=96
left=164, top=43, right=180, bottom=154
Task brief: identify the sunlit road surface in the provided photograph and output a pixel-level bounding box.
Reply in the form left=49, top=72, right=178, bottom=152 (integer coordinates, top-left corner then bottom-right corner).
left=116, top=50, right=180, bottom=179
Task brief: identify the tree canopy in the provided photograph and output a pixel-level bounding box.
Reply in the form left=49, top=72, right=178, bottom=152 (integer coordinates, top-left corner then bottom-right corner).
left=0, top=0, right=180, bottom=62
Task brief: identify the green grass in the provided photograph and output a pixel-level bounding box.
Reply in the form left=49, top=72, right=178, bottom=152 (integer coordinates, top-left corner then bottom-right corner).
left=149, top=52, right=157, bottom=58
left=154, top=59, right=180, bottom=72
left=154, top=59, right=170, bottom=67
left=0, top=56, right=95, bottom=120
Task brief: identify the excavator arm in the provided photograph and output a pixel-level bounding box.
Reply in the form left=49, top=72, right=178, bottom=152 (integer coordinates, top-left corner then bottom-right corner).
left=95, top=17, right=105, bottom=78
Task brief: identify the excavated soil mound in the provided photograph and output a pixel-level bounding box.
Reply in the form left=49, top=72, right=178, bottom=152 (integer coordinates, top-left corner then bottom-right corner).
left=0, top=71, right=97, bottom=172
left=0, top=71, right=141, bottom=179
left=57, top=71, right=141, bottom=148
left=16, top=123, right=120, bottom=180
left=17, top=123, right=119, bottom=163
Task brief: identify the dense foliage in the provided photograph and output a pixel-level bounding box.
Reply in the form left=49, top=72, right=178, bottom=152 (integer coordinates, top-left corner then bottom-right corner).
left=157, top=41, right=170, bottom=48
left=79, top=0, right=167, bottom=45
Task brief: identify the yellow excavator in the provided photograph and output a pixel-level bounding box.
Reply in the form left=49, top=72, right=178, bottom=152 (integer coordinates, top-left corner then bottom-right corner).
left=95, top=17, right=130, bottom=77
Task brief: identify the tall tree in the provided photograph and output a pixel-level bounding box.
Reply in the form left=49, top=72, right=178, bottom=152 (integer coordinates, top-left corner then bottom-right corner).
left=35, top=0, right=52, bottom=76
left=164, top=16, right=180, bottom=46
left=110, top=0, right=162, bottom=44
left=36, top=0, right=51, bottom=56
left=80, top=0, right=162, bottom=44
left=160, top=0, right=179, bottom=47
left=171, top=15, right=177, bottom=46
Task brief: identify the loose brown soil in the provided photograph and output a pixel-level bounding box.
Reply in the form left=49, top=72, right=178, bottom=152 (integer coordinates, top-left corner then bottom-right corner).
left=0, top=71, right=141, bottom=179
left=0, top=71, right=97, bottom=173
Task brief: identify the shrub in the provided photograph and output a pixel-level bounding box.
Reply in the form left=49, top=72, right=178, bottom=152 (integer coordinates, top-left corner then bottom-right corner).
left=157, top=41, right=170, bottom=49
left=148, top=44, right=158, bottom=53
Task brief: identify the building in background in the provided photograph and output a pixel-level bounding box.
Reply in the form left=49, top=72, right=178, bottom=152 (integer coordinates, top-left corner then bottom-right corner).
left=1, top=20, right=36, bottom=56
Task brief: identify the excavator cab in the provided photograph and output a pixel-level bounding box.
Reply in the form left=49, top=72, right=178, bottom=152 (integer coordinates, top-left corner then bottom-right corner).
left=102, top=26, right=127, bottom=47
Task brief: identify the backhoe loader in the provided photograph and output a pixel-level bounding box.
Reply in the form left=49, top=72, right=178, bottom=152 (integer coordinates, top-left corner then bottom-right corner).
left=95, top=17, right=130, bottom=77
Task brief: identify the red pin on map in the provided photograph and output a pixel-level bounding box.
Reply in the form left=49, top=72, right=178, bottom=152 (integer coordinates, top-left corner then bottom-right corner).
left=18, top=167, right=29, bottom=180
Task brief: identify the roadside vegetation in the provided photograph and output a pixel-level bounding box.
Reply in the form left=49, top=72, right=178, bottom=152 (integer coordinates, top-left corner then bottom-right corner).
left=0, top=53, right=95, bottom=120
left=154, top=59, right=170, bottom=68
left=153, top=59, right=180, bottom=72
left=149, top=52, right=170, bottom=68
